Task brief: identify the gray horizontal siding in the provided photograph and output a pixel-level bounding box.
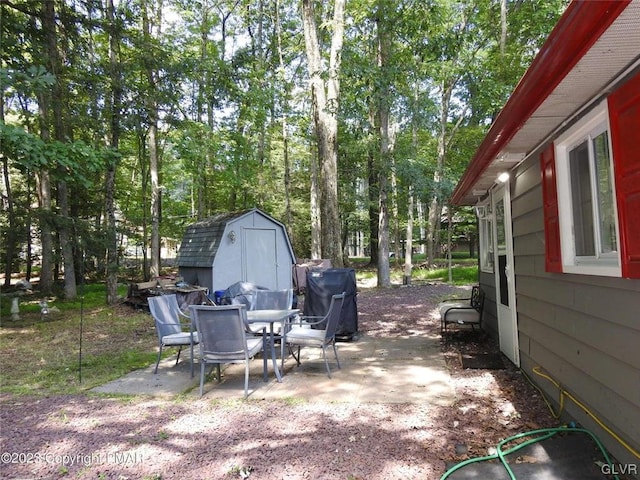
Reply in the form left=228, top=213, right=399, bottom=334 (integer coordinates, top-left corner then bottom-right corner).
left=518, top=294, right=640, bottom=370
left=517, top=275, right=640, bottom=331
left=513, top=231, right=546, bottom=257
left=512, top=208, right=544, bottom=237
left=511, top=185, right=540, bottom=219
left=507, top=150, right=640, bottom=468
left=513, top=162, right=540, bottom=197
left=514, top=253, right=547, bottom=278
left=519, top=350, right=640, bottom=471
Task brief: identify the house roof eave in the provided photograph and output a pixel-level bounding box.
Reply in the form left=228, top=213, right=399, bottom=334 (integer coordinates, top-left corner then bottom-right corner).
left=451, top=0, right=631, bottom=206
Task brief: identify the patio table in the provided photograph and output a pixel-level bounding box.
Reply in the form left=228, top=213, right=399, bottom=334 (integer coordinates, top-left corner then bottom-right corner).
left=246, top=309, right=299, bottom=382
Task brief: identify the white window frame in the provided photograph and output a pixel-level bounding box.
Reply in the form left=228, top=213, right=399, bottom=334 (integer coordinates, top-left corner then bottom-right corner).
left=476, top=198, right=494, bottom=273
left=554, top=101, right=621, bottom=277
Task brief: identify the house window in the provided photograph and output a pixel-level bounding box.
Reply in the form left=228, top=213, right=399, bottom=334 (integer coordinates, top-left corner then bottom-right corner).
left=542, top=72, right=640, bottom=278
left=555, top=101, right=621, bottom=276
left=476, top=201, right=494, bottom=273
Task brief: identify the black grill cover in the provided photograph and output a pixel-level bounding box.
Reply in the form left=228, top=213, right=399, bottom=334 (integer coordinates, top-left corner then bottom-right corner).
left=303, top=268, right=358, bottom=339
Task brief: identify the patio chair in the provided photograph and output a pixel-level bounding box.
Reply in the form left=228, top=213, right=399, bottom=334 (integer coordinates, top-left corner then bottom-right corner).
left=189, top=305, right=267, bottom=398
left=249, top=289, right=294, bottom=332
left=254, top=289, right=294, bottom=310
left=439, top=285, right=485, bottom=335
left=148, top=294, right=199, bottom=376
left=250, top=289, right=295, bottom=369
left=285, top=293, right=345, bottom=378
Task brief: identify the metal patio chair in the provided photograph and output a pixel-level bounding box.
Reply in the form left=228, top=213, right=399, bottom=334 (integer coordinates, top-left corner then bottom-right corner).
left=189, top=304, right=267, bottom=398
left=285, top=293, right=345, bottom=378
left=148, top=294, right=199, bottom=376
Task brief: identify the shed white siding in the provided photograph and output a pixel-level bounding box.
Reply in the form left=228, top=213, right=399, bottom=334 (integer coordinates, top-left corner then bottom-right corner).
left=177, top=209, right=295, bottom=294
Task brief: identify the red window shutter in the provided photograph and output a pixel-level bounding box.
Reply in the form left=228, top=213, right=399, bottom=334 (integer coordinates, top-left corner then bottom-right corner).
left=540, top=143, right=562, bottom=273
left=609, top=72, right=640, bottom=279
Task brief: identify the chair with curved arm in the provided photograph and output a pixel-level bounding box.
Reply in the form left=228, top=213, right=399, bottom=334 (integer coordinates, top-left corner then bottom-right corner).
left=284, top=293, right=345, bottom=378
left=148, top=294, right=199, bottom=376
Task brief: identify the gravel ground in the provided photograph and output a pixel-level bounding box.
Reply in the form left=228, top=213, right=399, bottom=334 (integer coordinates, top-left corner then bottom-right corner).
left=0, top=282, right=556, bottom=480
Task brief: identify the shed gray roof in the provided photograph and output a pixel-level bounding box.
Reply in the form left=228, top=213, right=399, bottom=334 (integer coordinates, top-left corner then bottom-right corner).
left=176, top=210, right=252, bottom=268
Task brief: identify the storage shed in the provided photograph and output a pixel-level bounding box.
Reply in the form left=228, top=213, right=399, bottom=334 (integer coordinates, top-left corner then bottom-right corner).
left=176, top=209, right=296, bottom=293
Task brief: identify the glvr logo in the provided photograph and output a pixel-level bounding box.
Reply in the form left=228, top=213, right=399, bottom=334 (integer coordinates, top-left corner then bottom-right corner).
left=600, top=463, right=638, bottom=475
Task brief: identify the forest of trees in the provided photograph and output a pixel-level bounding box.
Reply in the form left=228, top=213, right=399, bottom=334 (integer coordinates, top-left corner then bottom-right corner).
left=0, top=0, right=566, bottom=303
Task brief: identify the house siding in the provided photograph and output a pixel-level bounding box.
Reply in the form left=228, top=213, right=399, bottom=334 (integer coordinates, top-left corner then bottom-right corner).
left=497, top=148, right=640, bottom=469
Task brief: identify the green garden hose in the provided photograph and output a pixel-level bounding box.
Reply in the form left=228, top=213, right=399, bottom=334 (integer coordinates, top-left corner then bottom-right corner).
left=440, top=425, right=619, bottom=480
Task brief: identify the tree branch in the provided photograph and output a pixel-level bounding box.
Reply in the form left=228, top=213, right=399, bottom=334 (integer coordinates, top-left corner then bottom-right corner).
left=1, top=0, right=38, bottom=17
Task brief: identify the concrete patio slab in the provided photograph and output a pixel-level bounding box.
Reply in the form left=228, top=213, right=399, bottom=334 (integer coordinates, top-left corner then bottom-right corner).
left=92, top=333, right=456, bottom=405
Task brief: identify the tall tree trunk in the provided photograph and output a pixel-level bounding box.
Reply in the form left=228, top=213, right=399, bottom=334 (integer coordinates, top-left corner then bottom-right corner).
left=25, top=179, right=33, bottom=281
left=417, top=200, right=425, bottom=255
left=301, top=0, right=345, bottom=267
left=404, top=185, right=414, bottom=285
left=447, top=204, right=453, bottom=282
left=36, top=168, right=54, bottom=294
left=275, top=0, right=293, bottom=235
left=142, top=0, right=161, bottom=278
left=427, top=196, right=441, bottom=264
left=427, top=79, right=455, bottom=266
left=375, top=3, right=392, bottom=288
left=403, top=114, right=419, bottom=284
left=389, top=123, right=399, bottom=261
left=105, top=0, right=122, bottom=304
left=1, top=90, right=17, bottom=288
left=58, top=182, right=76, bottom=299
left=367, top=148, right=379, bottom=266
left=1, top=156, right=17, bottom=288
left=42, top=0, right=77, bottom=299
left=196, top=1, right=211, bottom=220
left=138, top=134, right=150, bottom=280
left=149, top=113, right=160, bottom=278
left=500, top=0, right=507, bottom=57
left=427, top=76, right=467, bottom=266
left=35, top=80, right=54, bottom=294
left=34, top=3, right=54, bottom=295
left=302, top=0, right=324, bottom=261
left=310, top=137, right=321, bottom=259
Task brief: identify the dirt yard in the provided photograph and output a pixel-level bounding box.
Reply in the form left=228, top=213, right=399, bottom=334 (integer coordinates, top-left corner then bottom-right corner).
left=0, top=283, right=557, bottom=480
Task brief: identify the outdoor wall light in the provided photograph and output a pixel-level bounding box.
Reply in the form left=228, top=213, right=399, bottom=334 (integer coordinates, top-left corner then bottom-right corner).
left=497, top=172, right=510, bottom=183
left=475, top=205, right=486, bottom=218
left=228, top=230, right=236, bottom=244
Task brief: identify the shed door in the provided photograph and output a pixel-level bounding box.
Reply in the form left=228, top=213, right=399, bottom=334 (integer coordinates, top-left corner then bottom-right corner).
left=492, top=183, right=520, bottom=366
left=243, top=228, right=278, bottom=289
